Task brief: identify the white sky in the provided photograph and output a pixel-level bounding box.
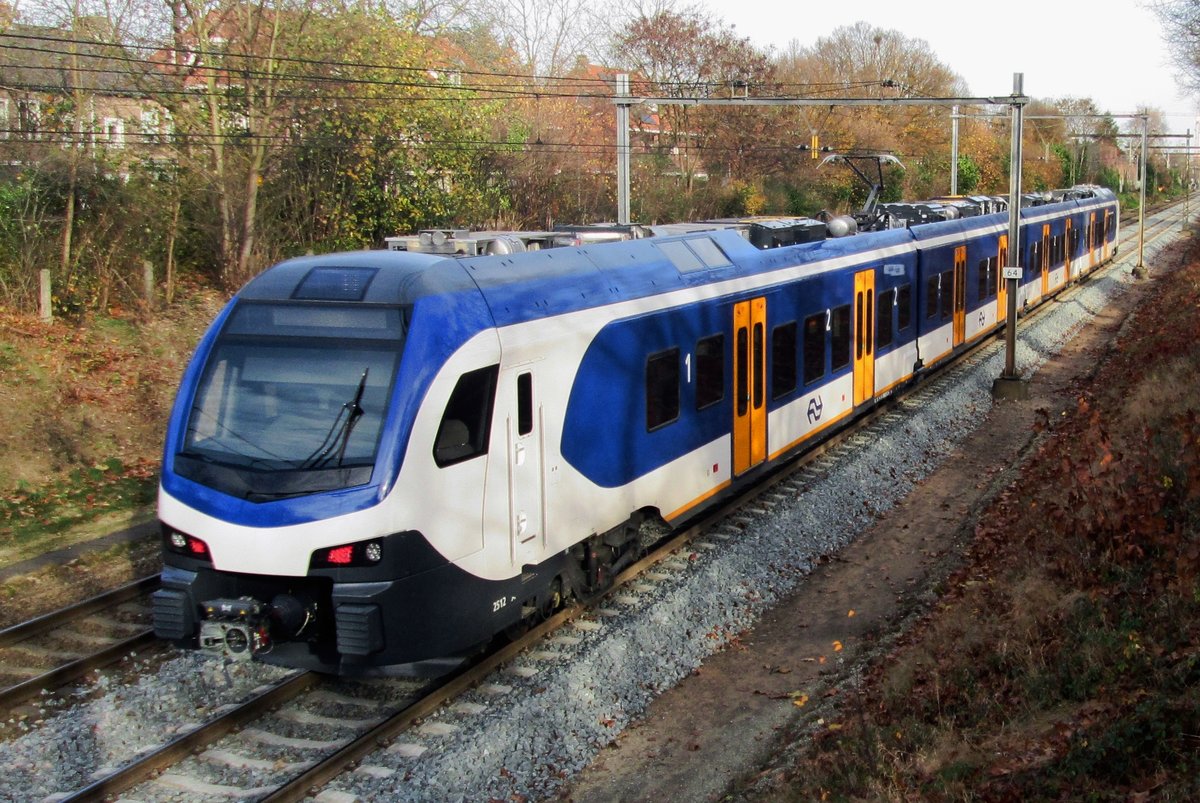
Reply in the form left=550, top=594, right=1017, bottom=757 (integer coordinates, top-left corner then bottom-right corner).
left=700, top=0, right=1200, bottom=132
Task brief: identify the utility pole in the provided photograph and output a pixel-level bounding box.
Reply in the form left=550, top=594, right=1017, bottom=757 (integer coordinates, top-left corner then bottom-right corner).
left=615, top=73, right=631, bottom=225
left=993, top=73, right=1028, bottom=399
left=950, top=105, right=959, bottom=195
left=1135, top=114, right=1148, bottom=277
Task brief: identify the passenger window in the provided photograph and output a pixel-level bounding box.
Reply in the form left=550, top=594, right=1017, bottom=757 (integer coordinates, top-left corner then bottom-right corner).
left=977, top=259, right=989, bottom=302
left=771, top=322, right=797, bottom=399
left=434, top=364, right=498, bottom=467
left=517, top=372, right=533, bottom=436
left=876, top=290, right=894, bottom=349
left=925, top=275, right=939, bottom=319
left=695, top=334, right=724, bottom=410
left=938, top=272, right=953, bottom=321
left=802, top=313, right=825, bottom=385
left=830, top=305, right=851, bottom=371
left=897, top=285, right=912, bottom=331
left=646, top=349, right=680, bottom=430
left=753, top=322, right=765, bottom=409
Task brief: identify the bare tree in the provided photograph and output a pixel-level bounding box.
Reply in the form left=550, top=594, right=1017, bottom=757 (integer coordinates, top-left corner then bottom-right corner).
left=615, top=10, right=773, bottom=200
left=369, top=0, right=475, bottom=37
left=8, top=0, right=147, bottom=309
left=480, top=0, right=607, bottom=78
left=1150, top=0, right=1200, bottom=104
left=147, top=0, right=322, bottom=288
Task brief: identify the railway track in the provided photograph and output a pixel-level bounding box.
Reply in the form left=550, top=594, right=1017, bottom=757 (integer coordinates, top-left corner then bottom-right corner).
left=0, top=575, right=160, bottom=714
left=5, top=200, right=1190, bottom=801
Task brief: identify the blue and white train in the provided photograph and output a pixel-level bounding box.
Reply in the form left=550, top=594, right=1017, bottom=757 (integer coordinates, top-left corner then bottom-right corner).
left=153, top=186, right=1119, bottom=674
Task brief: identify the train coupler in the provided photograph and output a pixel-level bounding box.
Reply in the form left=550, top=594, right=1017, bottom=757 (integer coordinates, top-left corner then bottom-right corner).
left=199, top=597, right=272, bottom=660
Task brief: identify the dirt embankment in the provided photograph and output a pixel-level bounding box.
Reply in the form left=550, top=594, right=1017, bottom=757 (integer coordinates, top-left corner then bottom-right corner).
left=0, top=291, right=225, bottom=623
left=0, top=293, right=223, bottom=492
left=565, top=236, right=1200, bottom=802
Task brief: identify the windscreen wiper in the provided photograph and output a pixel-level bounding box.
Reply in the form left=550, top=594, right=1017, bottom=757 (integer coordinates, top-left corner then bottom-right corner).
left=301, top=368, right=369, bottom=470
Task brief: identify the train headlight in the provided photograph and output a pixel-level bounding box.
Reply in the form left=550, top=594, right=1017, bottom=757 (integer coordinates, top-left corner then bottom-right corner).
left=164, top=528, right=211, bottom=561
left=310, top=538, right=384, bottom=569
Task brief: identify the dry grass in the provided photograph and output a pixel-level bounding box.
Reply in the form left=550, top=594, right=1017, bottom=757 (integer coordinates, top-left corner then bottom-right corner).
left=0, top=289, right=224, bottom=596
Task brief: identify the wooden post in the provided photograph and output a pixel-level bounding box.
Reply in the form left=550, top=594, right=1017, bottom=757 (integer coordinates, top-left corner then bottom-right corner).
left=142, top=260, right=155, bottom=309
left=39, top=269, right=52, bottom=323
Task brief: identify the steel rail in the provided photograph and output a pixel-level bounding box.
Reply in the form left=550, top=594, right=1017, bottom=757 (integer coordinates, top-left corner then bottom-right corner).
left=62, top=670, right=320, bottom=802
left=0, top=574, right=159, bottom=648
left=0, top=574, right=162, bottom=711
left=0, top=630, right=159, bottom=711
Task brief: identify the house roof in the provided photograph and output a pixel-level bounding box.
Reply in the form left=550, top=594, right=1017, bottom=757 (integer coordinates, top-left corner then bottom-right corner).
left=0, top=22, right=146, bottom=96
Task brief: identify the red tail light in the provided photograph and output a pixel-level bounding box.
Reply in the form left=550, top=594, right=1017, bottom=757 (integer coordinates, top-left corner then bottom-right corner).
left=310, top=539, right=383, bottom=569
left=325, top=545, right=354, bottom=565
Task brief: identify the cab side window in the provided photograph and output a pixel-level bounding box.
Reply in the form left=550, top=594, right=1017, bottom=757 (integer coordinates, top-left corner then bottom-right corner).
left=434, top=365, right=498, bottom=467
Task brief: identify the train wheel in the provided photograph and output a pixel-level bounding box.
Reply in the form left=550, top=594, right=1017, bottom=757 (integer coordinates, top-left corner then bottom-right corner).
left=539, top=577, right=563, bottom=620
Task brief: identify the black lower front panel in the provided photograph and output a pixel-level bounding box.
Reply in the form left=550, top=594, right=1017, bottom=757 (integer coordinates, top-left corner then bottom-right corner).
left=155, top=547, right=572, bottom=674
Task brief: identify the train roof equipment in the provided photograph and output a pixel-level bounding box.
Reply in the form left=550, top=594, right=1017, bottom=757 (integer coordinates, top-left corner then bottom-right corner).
left=818, top=152, right=906, bottom=231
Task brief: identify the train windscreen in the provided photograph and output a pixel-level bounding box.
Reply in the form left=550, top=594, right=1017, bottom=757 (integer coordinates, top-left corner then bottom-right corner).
left=176, top=302, right=404, bottom=499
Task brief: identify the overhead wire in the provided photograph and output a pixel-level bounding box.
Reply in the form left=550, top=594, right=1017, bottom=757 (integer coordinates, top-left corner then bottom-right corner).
left=0, top=126, right=829, bottom=157
left=0, top=33, right=900, bottom=100
left=0, top=29, right=923, bottom=162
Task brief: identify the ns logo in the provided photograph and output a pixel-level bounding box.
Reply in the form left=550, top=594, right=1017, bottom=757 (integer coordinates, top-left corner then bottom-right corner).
left=806, top=395, right=824, bottom=425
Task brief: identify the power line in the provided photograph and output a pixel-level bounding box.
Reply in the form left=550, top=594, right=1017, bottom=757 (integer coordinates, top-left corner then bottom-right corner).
left=0, top=34, right=900, bottom=99
left=0, top=127, right=829, bottom=157
left=0, top=30, right=615, bottom=88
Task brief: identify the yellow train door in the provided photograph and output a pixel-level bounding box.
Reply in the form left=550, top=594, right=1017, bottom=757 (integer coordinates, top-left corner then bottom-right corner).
left=732, top=297, right=767, bottom=475
left=853, top=270, right=875, bottom=406
left=952, top=247, right=966, bottom=347
left=1040, top=224, right=1051, bottom=295
left=1064, top=218, right=1073, bottom=280
left=1103, top=209, right=1113, bottom=262
left=1088, top=213, right=1097, bottom=270
left=996, top=236, right=1008, bottom=323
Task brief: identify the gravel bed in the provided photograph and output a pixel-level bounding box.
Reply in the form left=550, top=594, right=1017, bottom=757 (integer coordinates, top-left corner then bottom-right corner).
left=0, top=225, right=1175, bottom=803
left=0, top=653, right=292, bottom=801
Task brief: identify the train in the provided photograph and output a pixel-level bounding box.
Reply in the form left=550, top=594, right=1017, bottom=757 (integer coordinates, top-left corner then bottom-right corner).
left=152, top=185, right=1119, bottom=675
